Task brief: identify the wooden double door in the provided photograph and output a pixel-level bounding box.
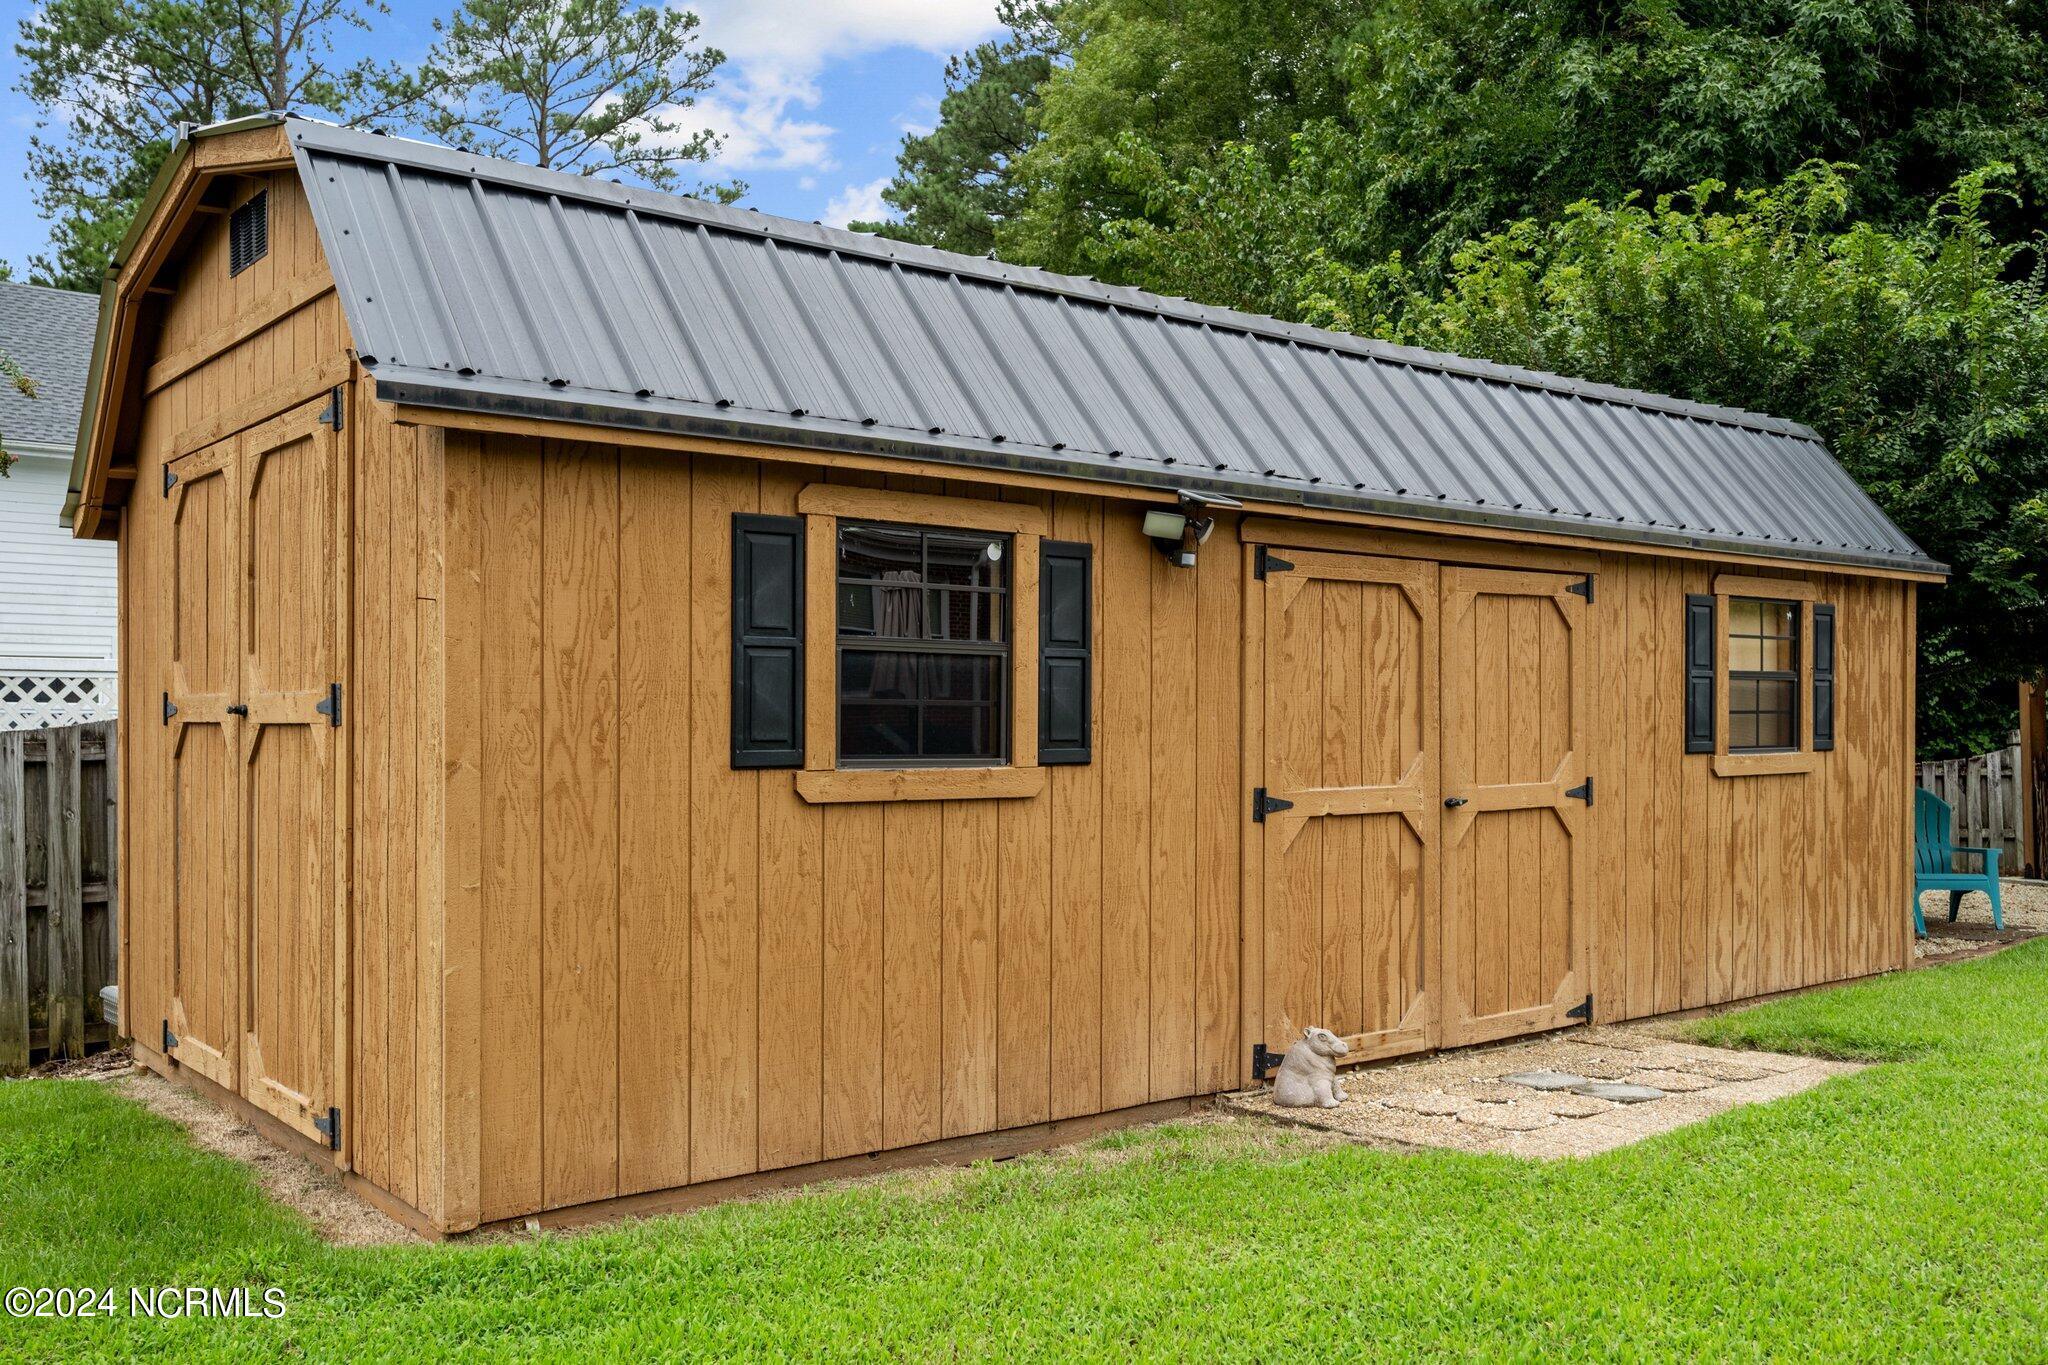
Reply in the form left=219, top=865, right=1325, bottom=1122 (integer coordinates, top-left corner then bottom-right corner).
left=161, top=392, right=348, bottom=1150
left=1255, top=548, right=1591, bottom=1069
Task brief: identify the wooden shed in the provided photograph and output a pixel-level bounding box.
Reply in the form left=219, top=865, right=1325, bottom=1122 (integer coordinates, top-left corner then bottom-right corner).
left=67, top=115, right=1945, bottom=1234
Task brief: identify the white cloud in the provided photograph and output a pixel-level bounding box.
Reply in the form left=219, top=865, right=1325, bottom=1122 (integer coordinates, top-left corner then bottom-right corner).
left=893, top=95, right=941, bottom=140
left=824, top=176, right=893, bottom=228
left=680, top=0, right=1001, bottom=173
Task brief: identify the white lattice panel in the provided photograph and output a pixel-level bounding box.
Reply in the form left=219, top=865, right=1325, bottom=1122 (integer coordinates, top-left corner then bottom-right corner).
left=0, top=675, right=118, bottom=731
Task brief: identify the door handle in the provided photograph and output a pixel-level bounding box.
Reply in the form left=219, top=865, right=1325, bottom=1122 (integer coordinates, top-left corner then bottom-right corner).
left=226, top=703, right=249, bottom=716
left=1443, top=796, right=1468, bottom=808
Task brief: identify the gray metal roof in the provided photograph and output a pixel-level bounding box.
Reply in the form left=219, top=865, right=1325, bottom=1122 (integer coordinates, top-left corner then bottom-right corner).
left=0, top=280, right=99, bottom=454
left=286, top=118, right=1934, bottom=573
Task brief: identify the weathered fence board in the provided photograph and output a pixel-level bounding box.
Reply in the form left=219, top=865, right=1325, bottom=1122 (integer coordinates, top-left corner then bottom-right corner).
left=0, top=737, right=25, bottom=1070
left=1919, top=739, right=2024, bottom=871
left=0, top=721, right=119, bottom=1075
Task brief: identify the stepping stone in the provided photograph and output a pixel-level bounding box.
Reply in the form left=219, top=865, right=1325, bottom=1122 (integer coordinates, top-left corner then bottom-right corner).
left=1460, top=1081, right=1523, bottom=1104
left=1538, top=1093, right=1614, bottom=1119
left=1504, top=1069, right=1588, bottom=1092
left=1570, top=1057, right=1641, bottom=1080
left=1380, top=1092, right=1464, bottom=1117
left=1575, top=1028, right=1658, bottom=1052
left=1456, top=1103, right=1557, bottom=1132
left=1569, top=1080, right=1665, bottom=1104
left=1625, top=1068, right=1714, bottom=1093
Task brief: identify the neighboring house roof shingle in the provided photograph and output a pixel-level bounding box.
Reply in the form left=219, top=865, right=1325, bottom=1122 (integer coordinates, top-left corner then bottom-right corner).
left=0, top=280, right=99, bottom=453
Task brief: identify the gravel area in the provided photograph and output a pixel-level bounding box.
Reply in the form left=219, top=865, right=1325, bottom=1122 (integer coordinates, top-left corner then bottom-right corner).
left=118, top=1067, right=417, bottom=1246
left=1914, top=877, right=2048, bottom=961
left=1222, top=1026, right=1859, bottom=1159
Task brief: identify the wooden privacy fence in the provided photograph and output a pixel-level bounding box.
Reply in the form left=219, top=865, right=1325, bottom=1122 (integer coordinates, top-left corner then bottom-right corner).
left=1, top=722, right=118, bottom=1075
left=1918, top=738, right=2024, bottom=873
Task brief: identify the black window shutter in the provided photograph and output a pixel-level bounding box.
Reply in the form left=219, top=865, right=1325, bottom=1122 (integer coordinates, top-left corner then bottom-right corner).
left=731, top=514, right=805, bottom=768
left=1038, top=540, right=1093, bottom=765
left=1811, top=603, right=1836, bottom=752
left=1684, top=593, right=1716, bottom=754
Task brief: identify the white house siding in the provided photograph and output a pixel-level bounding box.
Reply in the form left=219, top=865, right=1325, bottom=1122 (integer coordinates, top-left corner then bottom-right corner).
left=1, top=280, right=114, bottom=730
left=0, top=453, right=117, bottom=728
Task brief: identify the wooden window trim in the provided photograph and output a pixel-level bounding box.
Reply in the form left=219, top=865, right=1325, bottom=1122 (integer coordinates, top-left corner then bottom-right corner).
left=797, top=484, right=1043, bottom=804
left=1711, top=573, right=1818, bottom=777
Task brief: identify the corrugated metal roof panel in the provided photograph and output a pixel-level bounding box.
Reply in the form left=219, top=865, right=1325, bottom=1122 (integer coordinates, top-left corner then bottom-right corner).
left=285, top=119, right=1939, bottom=574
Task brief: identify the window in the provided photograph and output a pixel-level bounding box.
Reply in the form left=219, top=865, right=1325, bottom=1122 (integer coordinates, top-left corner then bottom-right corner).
left=1727, top=597, right=1800, bottom=751
left=1695, top=575, right=1831, bottom=777
left=789, top=483, right=1059, bottom=804
left=836, top=521, right=1010, bottom=765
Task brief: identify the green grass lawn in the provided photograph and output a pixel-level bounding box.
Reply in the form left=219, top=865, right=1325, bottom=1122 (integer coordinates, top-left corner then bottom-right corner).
left=7, top=944, right=2048, bottom=1361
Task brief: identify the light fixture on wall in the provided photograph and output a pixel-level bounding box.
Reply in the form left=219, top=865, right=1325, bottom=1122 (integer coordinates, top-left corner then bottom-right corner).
left=1144, top=489, right=1243, bottom=568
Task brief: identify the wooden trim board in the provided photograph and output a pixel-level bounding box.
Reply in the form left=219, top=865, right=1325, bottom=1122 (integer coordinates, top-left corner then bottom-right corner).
left=476, top=1096, right=1205, bottom=1234
left=1239, top=516, right=1598, bottom=575
left=796, top=767, right=1045, bottom=804
left=1713, top=585, right=1820, bottom=778
left=799, top=482, right=1042, bottom=803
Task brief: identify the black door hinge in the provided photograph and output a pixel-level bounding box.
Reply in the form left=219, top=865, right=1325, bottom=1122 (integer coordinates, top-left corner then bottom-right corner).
left=1251, top=787, right=1294, bottom=822
left=1566, top=575, right=1595, bottom=603
left=314, top=682, right=342, bottom=727
left=1252, top=1042, right=1288, bottom=1081
left=162, top=464, right=178, bottom=497
left=1254, top=546, right=1294, bottom=580
left=318, top=385, right=344, bottom=432
left=162, top=691, right=177, bottom=725
left=1565, top=777, right=1593, bottom=805
left=1567, top=994, right=1593, bottom=1023
left=313, top=1106, right=342, bottom=1151
left=161, top=1019, right=179, bottom=1052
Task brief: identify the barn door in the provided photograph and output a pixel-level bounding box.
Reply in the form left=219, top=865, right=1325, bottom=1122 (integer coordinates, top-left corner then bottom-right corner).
left=237, top=395, right=347, bottom=1147
left=163, top=438, right=242, bottom=1090
left=1257, top=549, right=1439, bottom=1067
left=1439, top=567, right=1590, bottom=1046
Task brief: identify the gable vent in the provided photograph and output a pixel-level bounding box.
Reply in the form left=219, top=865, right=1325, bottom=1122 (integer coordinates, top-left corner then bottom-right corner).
left=229, top=190, right=269, bottom=276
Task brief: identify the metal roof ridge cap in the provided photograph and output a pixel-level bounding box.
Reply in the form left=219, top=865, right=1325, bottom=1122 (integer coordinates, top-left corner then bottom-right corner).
left=290, top=119, right=1823, bottom=441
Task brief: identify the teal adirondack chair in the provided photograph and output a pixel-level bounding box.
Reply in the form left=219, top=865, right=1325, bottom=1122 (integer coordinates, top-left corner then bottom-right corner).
left=1911, top=789, right=2003, bottom=937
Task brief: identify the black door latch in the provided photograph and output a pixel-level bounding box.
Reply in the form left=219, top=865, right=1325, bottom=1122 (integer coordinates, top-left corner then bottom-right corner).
left=1443, top=796, right=1468, bottom=808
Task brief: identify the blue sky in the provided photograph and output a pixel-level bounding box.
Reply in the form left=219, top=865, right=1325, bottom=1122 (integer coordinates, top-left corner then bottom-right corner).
left=0, top=0, right=1002, bottom=277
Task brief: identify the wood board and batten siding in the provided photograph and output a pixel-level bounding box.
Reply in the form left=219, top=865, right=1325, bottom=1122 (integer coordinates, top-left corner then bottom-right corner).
left=1240, top=521, right=1913, bottom=1067
left=418, top=437, right=1244, bottom=1225
left=118, top=155, right=352, bottom=1108
left=88, top=119, right=1930, bottom=1236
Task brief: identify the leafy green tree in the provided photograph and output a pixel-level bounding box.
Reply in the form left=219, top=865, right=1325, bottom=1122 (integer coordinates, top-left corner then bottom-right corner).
left=395, top=0, right=730, bottom=193
left=1000, top=0, right=1368, bottom=276
left=849, top=0, right=1064, bottom=255
left=1346, top=166, right=2044, bottom=756
left=16, top=0, right=403, bottom=290
left=1330, top=0, right=2048, bottom=281
left=901, top=0, right=2048, bottom=295
left=0, top=354, right=32, bottom=477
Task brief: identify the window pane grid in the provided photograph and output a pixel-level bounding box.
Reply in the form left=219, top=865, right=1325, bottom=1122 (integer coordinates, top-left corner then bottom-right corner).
left=837, top=521, right=1010, bottom=766
left=1728, top=597, right=1799, bottom=753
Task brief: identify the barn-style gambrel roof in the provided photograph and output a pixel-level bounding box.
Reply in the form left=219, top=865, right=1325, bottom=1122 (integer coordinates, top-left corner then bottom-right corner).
left=76, top=116, right=1941, bottom=575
